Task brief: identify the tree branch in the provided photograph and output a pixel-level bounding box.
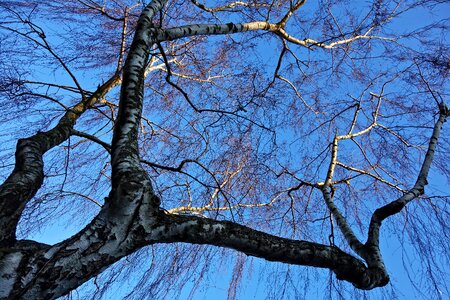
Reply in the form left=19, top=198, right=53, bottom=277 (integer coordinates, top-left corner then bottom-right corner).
left=156, top=21, right=393, bottom=49
left=366, top=104, right=448, bottom=248
left=110, top=0, right=168, bottom=186
left=190, top=0, right=262, bottom=13
left=0, top=74, right=120, bottom=244
left=157, top=213, right=389, bottom=290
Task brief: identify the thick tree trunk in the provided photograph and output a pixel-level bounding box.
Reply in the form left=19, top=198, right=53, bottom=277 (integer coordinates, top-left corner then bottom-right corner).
left=0, top=0, right=448, bottom=298
left=1, top=208, right=390, bottom=299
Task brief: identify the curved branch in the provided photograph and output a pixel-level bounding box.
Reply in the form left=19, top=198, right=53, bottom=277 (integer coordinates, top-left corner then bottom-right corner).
left=0, top=74, right=121, bottom=244
left=157, top=213, right=389, bottom=290
left=3, top=101, right=445, bottom=298
left=1, top=206, right=385, bottom=298
left=366, top=104, right=448, bottom=248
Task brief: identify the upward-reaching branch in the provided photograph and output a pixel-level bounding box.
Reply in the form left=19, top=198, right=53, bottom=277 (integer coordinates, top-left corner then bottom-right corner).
left=0, top=74, right=121, bottom=244
left=111, top=0, right=167, bottom=178
left=366, top=103, right=449, bottom=248
left=0, top=1, right=448, bottom=298
left=278, top=0, right=307, bottom=27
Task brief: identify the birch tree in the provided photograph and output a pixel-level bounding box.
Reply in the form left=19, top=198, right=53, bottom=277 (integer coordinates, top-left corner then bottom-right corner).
left=0, top=0, right=449, bottom=299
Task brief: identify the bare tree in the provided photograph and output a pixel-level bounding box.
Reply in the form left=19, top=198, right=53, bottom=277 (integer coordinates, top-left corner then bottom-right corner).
left=0, top=0, right=448, bottom=299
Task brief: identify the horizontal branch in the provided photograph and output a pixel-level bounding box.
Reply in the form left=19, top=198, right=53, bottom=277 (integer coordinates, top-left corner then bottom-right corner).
left=155, top=21, right=394, bottom=49
left=190, top=0, right=263, bottom=12
left=155, top=22, right=279, bottom=42
left=156, top=214, right=389, bottom=289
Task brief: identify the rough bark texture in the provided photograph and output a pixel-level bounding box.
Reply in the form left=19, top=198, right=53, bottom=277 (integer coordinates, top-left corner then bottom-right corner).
left=0, top=0, right=448, bottom=299
left=0, top=75, right=121, bottom=245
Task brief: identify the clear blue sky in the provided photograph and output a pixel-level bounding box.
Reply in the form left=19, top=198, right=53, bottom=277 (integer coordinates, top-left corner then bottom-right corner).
left=6, top=0, right=449, bottom=299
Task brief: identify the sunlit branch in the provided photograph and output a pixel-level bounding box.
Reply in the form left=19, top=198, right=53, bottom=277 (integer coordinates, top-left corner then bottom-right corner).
left=335, top=162, right=406, bottom=192
left=376, top=124, right=416, bottom=148
left=320, top=94, right=383, bottom=254
left=306, top=35, right=395, bottom=49
left=117, top=7, right=129, bottom=72
left=278, top=0, right=307, bottom=27
left=156, top=22, right=281, bottom=43
left=167, top=194, right=282, bottom=215
left=322, top=137, right=365, bottom=253
left=157, top=9, right=394, bottom=50
left=168, top=164, right=244, bottom=214
left=276, top=75, right=318, bottom=114
left=155, top=42, right=272, bottom=130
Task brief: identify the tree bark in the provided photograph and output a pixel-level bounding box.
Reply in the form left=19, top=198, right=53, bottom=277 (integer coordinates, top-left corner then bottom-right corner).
left=0, top=0, right=448, bottom=298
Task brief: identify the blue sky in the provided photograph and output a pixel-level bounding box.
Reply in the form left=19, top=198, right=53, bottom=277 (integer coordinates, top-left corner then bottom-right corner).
left=2, top=0, right=449, bottom=299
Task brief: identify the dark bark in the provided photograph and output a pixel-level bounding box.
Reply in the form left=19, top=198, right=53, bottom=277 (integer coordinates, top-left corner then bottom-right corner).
left=0, top=75, right=120, bottom=245
left=0, top=0, right=447, bottom=299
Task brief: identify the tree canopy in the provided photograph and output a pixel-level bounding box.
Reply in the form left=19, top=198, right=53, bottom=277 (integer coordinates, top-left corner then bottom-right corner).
left=0, top=0, right=449, bottom=299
